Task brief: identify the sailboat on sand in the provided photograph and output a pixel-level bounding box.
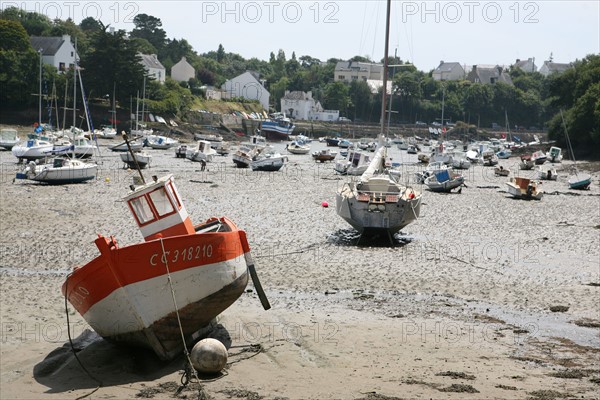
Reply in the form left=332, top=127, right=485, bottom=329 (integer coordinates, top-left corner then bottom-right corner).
left=561, top=110, right=592, bottom=190
left=335, top=0, right=422, bottom=243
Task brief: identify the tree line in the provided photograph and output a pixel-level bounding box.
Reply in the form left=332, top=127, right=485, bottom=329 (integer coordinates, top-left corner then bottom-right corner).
left=0, top=8, right=597, bottom=155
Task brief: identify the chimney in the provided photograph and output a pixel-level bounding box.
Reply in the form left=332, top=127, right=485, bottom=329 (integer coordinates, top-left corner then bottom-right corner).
left=516, top=59, right=520, bottom=63
left=440, top=60, right=444, bottom=65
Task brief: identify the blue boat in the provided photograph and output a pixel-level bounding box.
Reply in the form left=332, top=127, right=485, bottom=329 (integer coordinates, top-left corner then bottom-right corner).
left=496, top=149, right=512, bottom=159
left=260, top=118, right=295, bottom=141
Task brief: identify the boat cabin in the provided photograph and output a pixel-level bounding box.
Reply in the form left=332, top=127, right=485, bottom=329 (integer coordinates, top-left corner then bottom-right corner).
left=124, top=175, right=194, bottom=241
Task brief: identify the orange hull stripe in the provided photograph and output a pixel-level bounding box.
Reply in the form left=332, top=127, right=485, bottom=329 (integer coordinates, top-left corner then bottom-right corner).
left=63, top=229, right=247, bottom=315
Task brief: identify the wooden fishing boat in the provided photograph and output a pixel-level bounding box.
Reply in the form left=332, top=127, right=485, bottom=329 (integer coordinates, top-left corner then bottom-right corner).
left=312, top=149, right=337, bottom=162
left=506, top=177, right=543, bottom=200
left=62, top=174, right=270, bottom=360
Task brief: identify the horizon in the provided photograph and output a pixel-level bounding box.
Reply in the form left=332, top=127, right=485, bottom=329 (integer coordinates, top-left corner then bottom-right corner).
left=5, top=1, right=600, bottom=72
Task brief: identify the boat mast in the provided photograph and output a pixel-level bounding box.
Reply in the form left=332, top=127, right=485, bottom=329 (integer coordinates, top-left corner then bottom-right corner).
left=379, top=0, right=391, bottom=137
left=72, top=37, right=77, bottom=130
left=38, top=48, right=42, bottom=127
left=111, top=81, right=116, bottom=130
left=560, top=109, right=577, bottom=168
left=62, top=79, right=68, bottom=132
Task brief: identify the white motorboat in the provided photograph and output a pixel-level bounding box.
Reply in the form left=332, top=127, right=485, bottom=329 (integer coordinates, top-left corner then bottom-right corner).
left=0, top=128, right=19, bottom=150
left=334, top=150, right=372, bottom=176
left=251, top=146, right=287, bottom=171
left=286, top=141, right=310, bottom=154
left=120, top=151, right=152, bottom=169
left=546, top=146, right=563, bottom=163
left=12, top=137, right=54, bottom=161
left=536, top=165, right=557, bottom=181
left=186, top=140, right=217, bottom=162
left=146, top=135, right=179, bottom=149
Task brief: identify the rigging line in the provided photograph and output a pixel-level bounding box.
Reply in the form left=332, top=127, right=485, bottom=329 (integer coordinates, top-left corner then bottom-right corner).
left=358, top=1, right=369, bottom=56
left=370, top=1, right=382, bottom=60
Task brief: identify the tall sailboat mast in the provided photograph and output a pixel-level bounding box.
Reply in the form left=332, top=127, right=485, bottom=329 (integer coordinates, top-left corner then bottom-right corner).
left=379, top=0, right=392, bottom=136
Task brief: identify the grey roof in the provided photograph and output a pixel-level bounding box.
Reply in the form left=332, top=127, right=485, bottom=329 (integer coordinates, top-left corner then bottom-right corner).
left=469, top=65, right=513, bottom=85
left=30, top=36, right=69, bottom=56
left=283, top=91, right=309, bottom=100
left=335, top=60, right=383, bottom=73
left=139, top=53, right=165, bottom=70
left=434, top=62, right=462, bottom=73
left=543, top=61, right=572, bottom=73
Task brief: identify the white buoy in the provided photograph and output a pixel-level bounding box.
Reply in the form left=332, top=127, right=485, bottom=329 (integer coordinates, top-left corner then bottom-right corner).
left=190, top=338, right=228, bottom=373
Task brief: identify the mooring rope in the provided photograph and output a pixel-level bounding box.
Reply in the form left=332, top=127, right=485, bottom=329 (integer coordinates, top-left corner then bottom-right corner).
left=63, top=273, right=102, bottom=399
left=158, top=238, right=203, bottom=391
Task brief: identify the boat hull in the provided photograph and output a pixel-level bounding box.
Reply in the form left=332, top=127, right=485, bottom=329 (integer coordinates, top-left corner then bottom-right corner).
left=17, top=160, right=98, bottom=184
left=262, top=129, right=291, bottom=142
left=62, top=223, right=251, bottom=360
left=506, top=180, right=543, bottom=200
left=120, top=153, right=151, bottom=169
left=568, top=174, right=591, bottom=190
left=336, top=186, right=421, bottom=235
left=251, top=157, right=286, bottom=171
left=425, top=176, right=464, bottom=192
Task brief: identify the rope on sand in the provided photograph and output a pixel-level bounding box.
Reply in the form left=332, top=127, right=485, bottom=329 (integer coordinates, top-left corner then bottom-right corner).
left=64, top=273, right=102, bottom=399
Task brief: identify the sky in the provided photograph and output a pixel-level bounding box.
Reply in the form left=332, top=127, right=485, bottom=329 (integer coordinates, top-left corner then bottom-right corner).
left=8, top=1, right=600, bottom=71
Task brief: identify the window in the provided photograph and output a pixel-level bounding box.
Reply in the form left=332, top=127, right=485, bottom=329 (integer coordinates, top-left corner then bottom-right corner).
left=149, top=188, right=175, bottom=217
left=71, top=52, right=74, bottom=57
left=129, top=196, right=155, bottom=225
left=351, top=76, right=358, bottom=80
left=338, top=75, right=345, bottom=80
left=166, top=182, right=182, bottom=209
left=59, top=62, right=65, bottom=71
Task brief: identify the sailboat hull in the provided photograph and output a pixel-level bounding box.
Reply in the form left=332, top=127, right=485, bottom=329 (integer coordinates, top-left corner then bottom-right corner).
left=568, top=174, right=592, bottom=190
left=335, top=187, right=421, bottom=234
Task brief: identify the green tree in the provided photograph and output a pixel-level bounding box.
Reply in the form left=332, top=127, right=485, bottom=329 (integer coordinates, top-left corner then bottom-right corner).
left=269, top=77, right=289, bottom=111
left=0, top=7, right=52, bottom=36
left=130, top=14, right=166, bottom=53
left=79, top=17, right=102, bottom=33
left=81, top=25, right=146, bottom=106
left=216, top=44, right=225, bottom=63
left=323, top=81, right=350, bottom=114
left=0, top=19, right=38, bottom=107
left=348, top=80, right=372, bottom=121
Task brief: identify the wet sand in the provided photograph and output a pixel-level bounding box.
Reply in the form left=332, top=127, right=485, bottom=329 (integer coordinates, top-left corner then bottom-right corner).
left=1, top=135, right=599, bottom=399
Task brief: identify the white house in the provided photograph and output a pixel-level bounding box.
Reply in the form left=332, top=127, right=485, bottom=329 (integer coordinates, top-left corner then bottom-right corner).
left=171, top=56, right=195, bottom=82
left=30, top=34, right=77, bottom=72
left=539, top=61, right=572, bottom=77
left=221, top=71, right=270, bottom=111
left=139, top=53, right=166, bottom=83
left=432, top=61, right=465, bottom=81
left=334, top=60, right=383, bottom=82
left=280, top=90, right=339, bottom=121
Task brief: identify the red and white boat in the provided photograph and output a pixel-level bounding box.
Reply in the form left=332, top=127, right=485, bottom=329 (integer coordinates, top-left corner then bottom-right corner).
left=62, top=174, right=269, bottom=360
